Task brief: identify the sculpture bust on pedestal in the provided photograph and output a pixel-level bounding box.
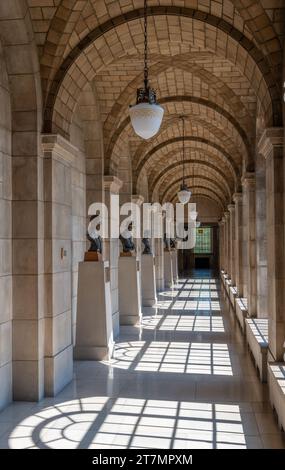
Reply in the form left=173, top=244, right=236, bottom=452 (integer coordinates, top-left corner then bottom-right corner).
left=142, top=229, right=152, bottom=255
left=85, top=214, right=103, bottom=261
left=142, top=237, right=152, bottom=254
left=120, top=222, right=136, bottom=254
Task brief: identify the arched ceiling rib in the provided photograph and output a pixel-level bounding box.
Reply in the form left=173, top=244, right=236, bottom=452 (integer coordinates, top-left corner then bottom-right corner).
left=27, top=1, right=285, bottom=213
left=149, top=159, right=233, bottom=201
left=162, top=175, right=228, bottom=206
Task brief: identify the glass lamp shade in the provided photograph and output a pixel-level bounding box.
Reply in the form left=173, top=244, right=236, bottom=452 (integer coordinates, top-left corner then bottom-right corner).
left=130, top=102, right=164, bottom=139
left=190, top=210, right=198, bottom=220
left=196, top=221, right=201, bottom=228
left=178, top=187, right=191, bottom=205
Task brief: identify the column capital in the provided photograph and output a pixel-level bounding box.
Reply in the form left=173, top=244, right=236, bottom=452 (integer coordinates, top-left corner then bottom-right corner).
left=224, top=211, right=230, bottom=219
left=41, top=134, right=77, bottom=165
left=227, top=204, right=235, bottom=213
left=131, top=194, right=144, bottom=206
left=258, top=127, right=283, bottom=159
left=233, top=192, right=242, bottom=204
left=103, top=176, right=123, bottom=194
left=219, top=217, right=225, bottom=225
left=241, top=172, right=255, bottom=189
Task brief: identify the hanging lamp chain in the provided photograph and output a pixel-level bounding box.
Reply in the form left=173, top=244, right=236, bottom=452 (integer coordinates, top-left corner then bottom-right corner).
left=144, top=0, right=148, bottom=90
left=134, top=0, right=157, bottom=105
left=182, top=116, right=185, bottom=185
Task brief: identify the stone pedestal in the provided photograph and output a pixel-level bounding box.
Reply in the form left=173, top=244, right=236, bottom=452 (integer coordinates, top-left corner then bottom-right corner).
left=119, top=255, right=141, bottom=325
left=172, top=249, right=178, bottom=283
left=141, top=254, right=157, bottom=307
left=164, top=250, right=173, bottom=288
left=74, top=261, right=114, bottom=360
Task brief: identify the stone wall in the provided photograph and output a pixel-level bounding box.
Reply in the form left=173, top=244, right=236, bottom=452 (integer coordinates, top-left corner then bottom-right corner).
left=0, top=39, right=12, bottom=410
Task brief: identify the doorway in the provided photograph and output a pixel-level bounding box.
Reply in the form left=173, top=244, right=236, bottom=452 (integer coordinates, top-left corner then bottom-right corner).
left=195, top=257, right=210, bottom=269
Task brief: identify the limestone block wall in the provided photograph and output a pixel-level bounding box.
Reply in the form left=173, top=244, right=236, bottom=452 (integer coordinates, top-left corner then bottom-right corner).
left=255, top=153, right=268, bottom=318
left=0, top=40, right=12, bottom=410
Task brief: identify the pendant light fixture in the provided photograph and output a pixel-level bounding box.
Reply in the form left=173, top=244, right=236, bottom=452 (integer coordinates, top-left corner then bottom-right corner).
left=178, top=116, right=191, bottom=204
left=129, top=0, right=164, bottom=139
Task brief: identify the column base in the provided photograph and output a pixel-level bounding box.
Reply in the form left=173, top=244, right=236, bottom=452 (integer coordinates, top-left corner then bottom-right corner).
left=45, top=345, right=73, bottom=397
left=13, top=359, right=44, bottom=402
left=74, top=342, right=114, bottom=361
left=0, top=363, right=12, bottom=411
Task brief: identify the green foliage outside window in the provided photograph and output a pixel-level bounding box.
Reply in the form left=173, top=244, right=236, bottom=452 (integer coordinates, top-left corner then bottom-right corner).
left=194, top=227, right=212, bottom=254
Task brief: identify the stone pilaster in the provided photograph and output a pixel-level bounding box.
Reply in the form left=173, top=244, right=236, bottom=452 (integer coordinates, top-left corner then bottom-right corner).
left=131, top=194, right=144, bottom=262
left=228, top=204, right=235, bottom=284
left=255, top=152, right=268, bottom=318
left=155, top=237, right=165, bottom=291
left=224, top=211, right=230, bottom=275
left=104, top=176, right=123, bottom=339
left=41, top=134, right=75, bottom=396
left=258, top=128, right=284, bottom=360
left=241, top=173, right=257, bottom=317
left=12, top=136, right=45, bottom=402
left=219, top=217, right=225, bottom=271
left=233, top=193, right=243, bottom=296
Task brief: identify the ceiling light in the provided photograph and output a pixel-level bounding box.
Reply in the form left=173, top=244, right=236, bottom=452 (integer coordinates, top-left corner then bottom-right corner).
left=129, top=0, right=164, bottom=139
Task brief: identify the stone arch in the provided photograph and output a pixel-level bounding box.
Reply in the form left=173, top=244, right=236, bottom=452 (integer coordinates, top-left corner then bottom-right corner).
left=169, top=184, right=225, bottom=209
left=103, top=54, right=255, bottom=148
left=161, top=175, right=228, bottom=205
left=149, top=159, right=232, bottom=201
left=42, top=8, right=280, bottom=138
left=134, top=136, right=240, bottom=191
left=110, top=99, right=248, bottom=176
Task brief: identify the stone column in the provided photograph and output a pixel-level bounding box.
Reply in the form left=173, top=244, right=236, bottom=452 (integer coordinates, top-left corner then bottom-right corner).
left=224, top=211, right=230, bottom=275
left=219, top=218, right=225, bottom=271
left=154, top=237, right=164, bottom=291
left=255, top=152, right=268, bottom=318
left=12, top=138, right=45, bottom=402
left=258, top=128, right=284, bottom=361
left=103, top=176, right=123, bottom=339
left=132, top=194, right=144, bottom=301
left=233, top=193, right=243, bottom=296
left=131, top=194, right=144, bottom=265
left=42, top=135, right=74, bottom=396
left=242, top=173, right=257, bottom=317
left=228, top=204, right=235, bottom=284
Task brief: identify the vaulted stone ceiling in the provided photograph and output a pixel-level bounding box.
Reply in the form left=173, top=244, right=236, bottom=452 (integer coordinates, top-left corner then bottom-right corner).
left=28, top=0, right=285, bottom=214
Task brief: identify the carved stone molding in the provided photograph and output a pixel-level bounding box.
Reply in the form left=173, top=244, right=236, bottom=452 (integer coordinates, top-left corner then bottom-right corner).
left=258, top=127, right=284, bottom=160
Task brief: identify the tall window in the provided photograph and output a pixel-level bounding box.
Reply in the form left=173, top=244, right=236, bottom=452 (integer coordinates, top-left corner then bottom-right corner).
left=194, top=227, right=212, bottom=254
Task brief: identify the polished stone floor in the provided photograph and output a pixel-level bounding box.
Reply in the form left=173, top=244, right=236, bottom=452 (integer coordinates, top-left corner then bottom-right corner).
left=0, top=271, right=285, bottom=449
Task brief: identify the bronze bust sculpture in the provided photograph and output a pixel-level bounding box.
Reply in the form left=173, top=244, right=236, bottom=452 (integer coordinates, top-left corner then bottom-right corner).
left=142, top=237, right=152, bottom=254
left=87, top=215, right=103, bottom=254
left=120, top=222, right=136, bottom=253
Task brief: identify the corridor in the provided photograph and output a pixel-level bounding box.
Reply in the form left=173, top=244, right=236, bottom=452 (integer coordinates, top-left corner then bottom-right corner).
left=0, top=272, right=284, bottom=449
